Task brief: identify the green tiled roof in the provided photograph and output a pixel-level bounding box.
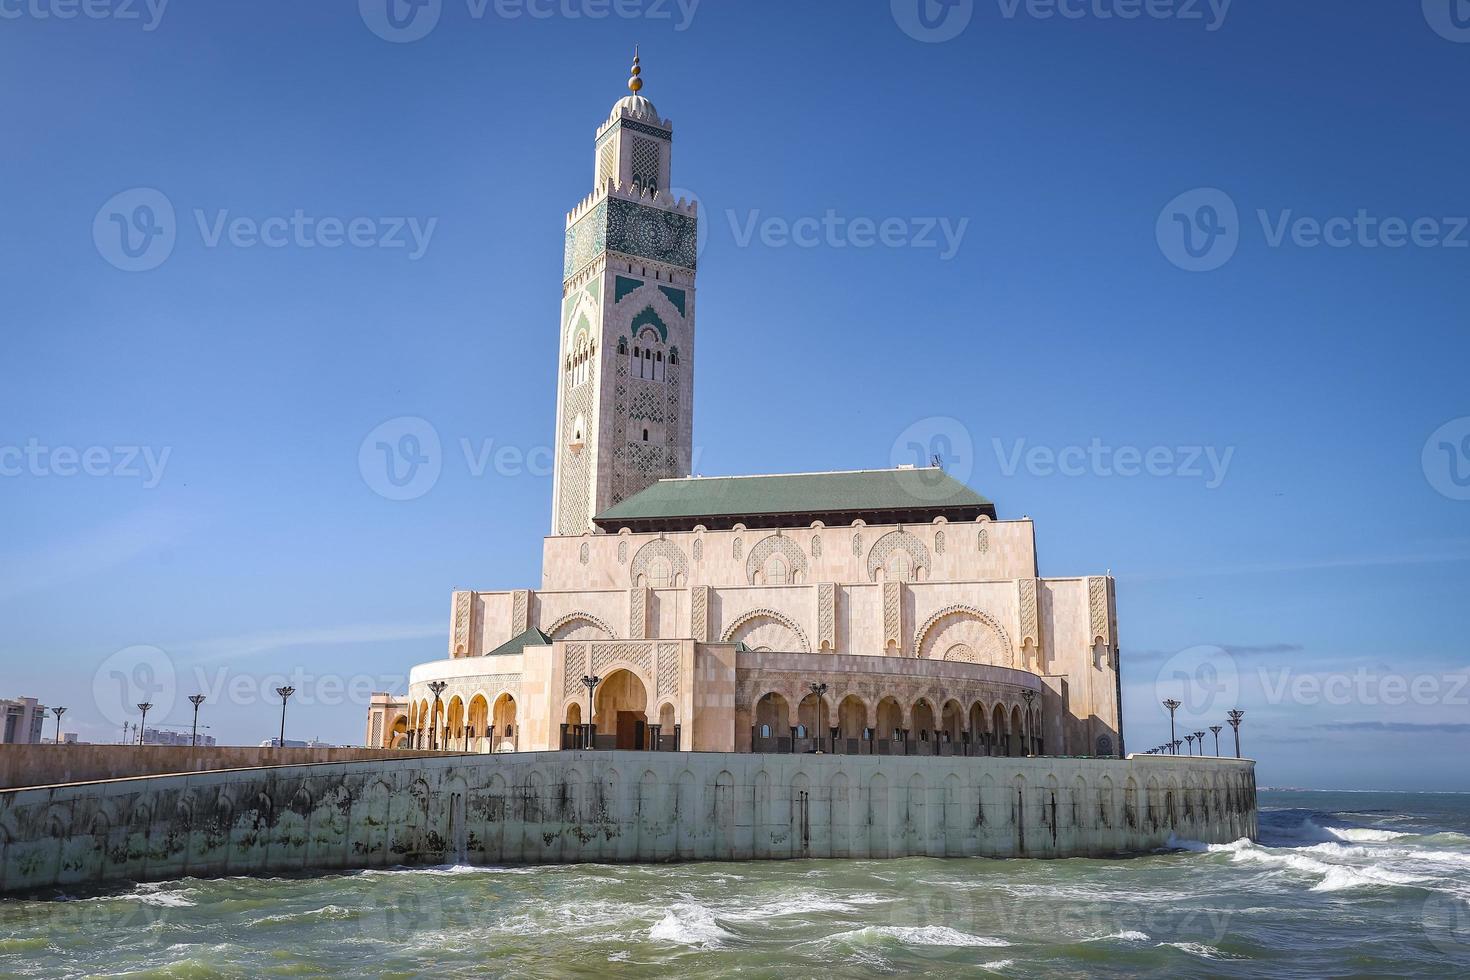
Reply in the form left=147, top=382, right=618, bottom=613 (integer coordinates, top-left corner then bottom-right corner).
left=596, top=468, right=993, bottom=526
left=484, top=627, right=551, bottom=658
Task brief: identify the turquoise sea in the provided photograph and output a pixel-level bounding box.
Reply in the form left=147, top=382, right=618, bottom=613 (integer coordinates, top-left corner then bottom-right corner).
left=2, top=790, right=1468, bottom=978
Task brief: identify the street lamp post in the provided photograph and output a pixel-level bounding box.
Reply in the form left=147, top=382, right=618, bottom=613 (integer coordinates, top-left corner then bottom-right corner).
left=427, top=681, right=447, bottom=750
left=52, top=706, right=66, bottom=745
left=1021, top=690, right=1038, bottom=756
left=136, top=703, right=152, bottom=745
left=1227, top=709, right=1245, bottom=758
left=809, top=682, right=828, bottom=752
left=1193, top=731, right=1206, bottom=757
left=275, top=686, right=296, bottom=748
left=1209, top=725, right=1223, bottom=756
left=1162, top=699, right=1181, bottom=755
left=581, top=675, right=601, bottom=749
left=189, top=695, right=207, bottom=747
left=1185, top=733, right=1195, bottom=755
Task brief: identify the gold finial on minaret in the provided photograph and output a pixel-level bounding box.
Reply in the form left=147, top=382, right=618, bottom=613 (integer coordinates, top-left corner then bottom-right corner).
left=628, top=46, right=643, bottom=94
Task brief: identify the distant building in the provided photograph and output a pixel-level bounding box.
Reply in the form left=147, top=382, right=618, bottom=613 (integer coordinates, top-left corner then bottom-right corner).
left=43, top=733, right=81, bottom=745
left=1, top=697, right=48, bottom=744
left=365, top=693, right=410, bottom=749
left=140, top=728, right=217, bottom=747
left=259, top=737, right=335, bottom=749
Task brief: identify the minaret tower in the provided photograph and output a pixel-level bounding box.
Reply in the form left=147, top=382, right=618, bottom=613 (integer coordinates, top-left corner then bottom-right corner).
left=552, top=51, right=699, bottom=536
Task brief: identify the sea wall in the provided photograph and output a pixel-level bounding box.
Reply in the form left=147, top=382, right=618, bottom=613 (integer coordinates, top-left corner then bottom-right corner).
left=0, top=752, right=1256, bottom=893
left=0, top=745, right=463, bottom=791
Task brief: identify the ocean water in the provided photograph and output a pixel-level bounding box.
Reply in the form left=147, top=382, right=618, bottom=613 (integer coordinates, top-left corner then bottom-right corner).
left=2, top=790, right=1467, bottom=978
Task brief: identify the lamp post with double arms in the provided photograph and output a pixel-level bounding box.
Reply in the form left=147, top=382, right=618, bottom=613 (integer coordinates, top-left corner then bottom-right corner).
left=189, top=694, right=207, bottom=747
left=276, top=686, right=295, bottom=748
left=1162, top=699, right=1181, bottom=754
left=808, top=682, right=829, bottom=752
left=427, top=681, right=447, bottom=750
left=1227, top=709, right=1245, bottom=758
left=1021, top=690, right=1038, bottom=756
left=581, top=675, right=601, bottom=749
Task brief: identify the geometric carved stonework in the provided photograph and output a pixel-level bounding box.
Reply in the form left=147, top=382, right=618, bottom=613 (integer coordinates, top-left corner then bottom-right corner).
left=563, top=644, right=587, bottom=697
left=629, top=587, right=649, bottom=639
left=1088, top=576, right=1110, bottom=645
left=452, top=590, right=473, bottom=657
left=656, top=643, right=678, bottom=699
left=866, top=529, right=931, bottom=583
left=1018, top=578, right=1039, bottom=649
left=690, top=585, right=710, bottom=643
left=883, top=581, right=903, bottom=653
left=817, top=582, right=836, bottom=651
left=746, top=533, right=808, bottom=585
left=512, top=590, right=531, bottom=636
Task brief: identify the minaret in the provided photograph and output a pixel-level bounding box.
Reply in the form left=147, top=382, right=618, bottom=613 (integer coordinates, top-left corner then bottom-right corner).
left=552, top=51, right=699, bottom=536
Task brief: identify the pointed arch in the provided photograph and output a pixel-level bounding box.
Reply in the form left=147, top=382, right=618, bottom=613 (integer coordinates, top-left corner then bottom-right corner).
left=547, top=612, right=618, bottom=641
left=630, top=537, right=689, bottom=588
left=746, top=534, right=808, bottom=585
left=721, top=607, right=810, bottom=652
left=866, top=529, right=931, bottom=583
left=912, top=604, right=1015, bottom=667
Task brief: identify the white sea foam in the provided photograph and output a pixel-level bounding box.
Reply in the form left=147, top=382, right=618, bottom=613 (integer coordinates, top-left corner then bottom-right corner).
left=831, top=925, right=1012, bottom=947
left=1162, top=941, right=1230, bottom=959
left=979, top=958, right=1014, bottom=970
left=1209, top=840, right=1428, bottom=892
left=1087, top=930, right=1151, bottom=942
left=130, top=884, right=198, bottom=908
left=648, top=903, right=732, bottom=947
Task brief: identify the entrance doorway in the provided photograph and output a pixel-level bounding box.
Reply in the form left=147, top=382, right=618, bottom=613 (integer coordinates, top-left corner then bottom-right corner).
left=594, top=669, right=649, bottom=750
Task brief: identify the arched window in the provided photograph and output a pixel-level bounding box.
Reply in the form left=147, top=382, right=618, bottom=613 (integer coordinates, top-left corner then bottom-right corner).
left=646, top=557, right=673, bottom=588
left=642, top=428, right=649, bottom=442
left=885, top=550, right=915, bottom=582
left=766, top=556, right=788, bottom=585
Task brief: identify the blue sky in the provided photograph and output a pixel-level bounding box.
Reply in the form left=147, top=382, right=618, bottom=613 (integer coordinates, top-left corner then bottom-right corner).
left=1, top=1, right=1467, bottom=790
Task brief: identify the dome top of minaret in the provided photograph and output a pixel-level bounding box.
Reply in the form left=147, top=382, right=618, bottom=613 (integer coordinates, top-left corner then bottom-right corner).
left=611, top=47, right=658, bottom=119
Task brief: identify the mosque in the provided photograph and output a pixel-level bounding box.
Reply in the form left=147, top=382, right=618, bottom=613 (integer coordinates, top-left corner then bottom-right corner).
left=365, top=55, right=1124, bottom=761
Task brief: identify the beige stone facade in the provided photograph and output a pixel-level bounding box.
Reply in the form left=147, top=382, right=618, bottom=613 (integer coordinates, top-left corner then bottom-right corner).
left=368, top=67, right=1125, bottom=763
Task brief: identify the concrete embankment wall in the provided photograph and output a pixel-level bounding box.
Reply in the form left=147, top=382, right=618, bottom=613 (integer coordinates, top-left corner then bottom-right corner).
left=0, top=752, right=1256, bottom=893
left=0, top=745, right=465, bottom=791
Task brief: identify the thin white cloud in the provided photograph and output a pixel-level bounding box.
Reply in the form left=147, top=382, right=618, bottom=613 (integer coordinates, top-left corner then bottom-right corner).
left=185, top=621, right=444, bottom=663
left=0, top=509, right=198, bottom=600
left=1119, top=544, right=1470, bottom=583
